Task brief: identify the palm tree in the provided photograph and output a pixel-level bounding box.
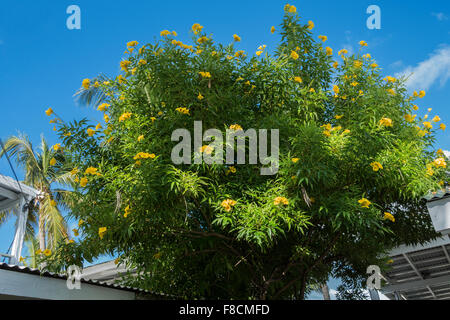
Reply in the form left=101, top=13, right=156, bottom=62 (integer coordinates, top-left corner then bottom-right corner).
left=0, top=134, right=74, bottom=253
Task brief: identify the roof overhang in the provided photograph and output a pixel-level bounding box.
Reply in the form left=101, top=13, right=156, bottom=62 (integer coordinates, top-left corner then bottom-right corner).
left=0, top=265, right=136, bottom=300
left=0, top=174, right=38, bottom=212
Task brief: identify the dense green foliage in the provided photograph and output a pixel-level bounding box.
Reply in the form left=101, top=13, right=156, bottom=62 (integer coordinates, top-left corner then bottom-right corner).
left=43, top=5, right=446, bottom=299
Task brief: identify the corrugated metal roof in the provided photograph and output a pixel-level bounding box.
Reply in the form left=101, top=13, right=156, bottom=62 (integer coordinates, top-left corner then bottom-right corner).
left=382, top=241, right=450, bottom=300
left=0, top=262, right=171, bottom=298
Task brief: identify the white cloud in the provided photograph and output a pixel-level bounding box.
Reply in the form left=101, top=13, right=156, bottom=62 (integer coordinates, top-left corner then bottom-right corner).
left=444, top=150, right=450, bottom=158
left=389, top=60, right=404, bottom=70
left=396, top=46, right=450, bottom=91
left=432, top=12, right=448, bottom=21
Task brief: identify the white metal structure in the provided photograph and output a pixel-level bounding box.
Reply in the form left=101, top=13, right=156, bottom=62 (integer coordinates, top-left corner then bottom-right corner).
left=0, top=174, right=38, bottom=264
left=81, top=260, right=137, bottom=285
left=382, top=236, right=450, bottom=300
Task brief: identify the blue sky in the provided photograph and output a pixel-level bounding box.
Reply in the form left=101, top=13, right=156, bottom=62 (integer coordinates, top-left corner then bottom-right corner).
left=1, top=0, right=450, bottom=297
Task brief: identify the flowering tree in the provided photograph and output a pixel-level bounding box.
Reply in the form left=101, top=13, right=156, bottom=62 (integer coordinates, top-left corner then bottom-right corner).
left=44, top=4, right=447, bottom=299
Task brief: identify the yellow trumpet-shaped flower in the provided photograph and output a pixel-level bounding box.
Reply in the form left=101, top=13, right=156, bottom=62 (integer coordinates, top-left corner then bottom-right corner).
left=379, top=117, right=393, bottom=127
left=358, top=198, right=371, bottom=208
left=98, top=227, right=107, bottom=240
left=82, top=79, right=90, bottom=89
left=119, top=112, right=132, bottom=122
left=97, top=103, right=110, bottom=111
left=192, top=23, right=204, bottom=35
left=423, top=122, right=433, bottom=130
left=87, top=128, right=96, bottom=137
left=384, top=212, right=395, bottom=222
left=332, top=85, right=339, bottom=94
left=370, top=161, right=383, bottom=172
left=79, top=177, right=88, bottom=187
left=432, top=116, right=441, bottom=122
left=45, top=108, right=53, bottom=116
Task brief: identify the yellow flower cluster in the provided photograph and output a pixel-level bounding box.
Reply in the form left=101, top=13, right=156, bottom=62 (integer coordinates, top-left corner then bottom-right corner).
left=318, top=35, right=327, bottom=42
left=290, top=50, right=299, bottom=60
left=384, top=76, right=397, bottom=83
left=379, top=117, right=393, bottom=127
left=124, top=205, right=131, bottom=218
left=85, top=167, right=101, bottom=176
left=120, top=60, right=131, bottom=72
left=82, top=79, right=90, bottom=89
left=192, top=23, right=204, bottom=35
left=45, top=108, right=53, bottom=116
left=370, top=161, right=383, bottom=172
left=274, top=197, right=289, bottom=206
left=256, top=44, right=266, bottom=56
left=172, top=39, right=194, bottom=51
left=226, top=166, right=237, bottom=175
left=199, top=145, right=214, bottom=155
left=198, top=71, right=211, bottom=78
left=119, top=112, right=132, bottom=122
left=404, top=114, right=417, bottom=122
left=97, top=103, right=110, bottom=111
left=338, top=49, right=348, bottom=56
left=87, top=128, right=96, bottom=136
left=413, top=90, right=426, bottom=98
left=233, top=34, right=241, bottom=42
left=133, top=152, right=156, bottom=160
left=79, top=177, right=88, bottom=187
left=197, top=36, right=209, bottom=44
left=229, top=124, right=243, bottom=131
left=176, top=107, right=190, bottom=115
left=221, top=199, right=237, bottom=212
left=284, top=4, right=297, bottom=13
left=433, top=158, right=447, bottom=168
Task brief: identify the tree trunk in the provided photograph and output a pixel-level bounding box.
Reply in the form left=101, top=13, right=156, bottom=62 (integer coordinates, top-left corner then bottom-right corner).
left=38, top=205, right=45, bottom=251
left=321, top=283, right=331, bottom=300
